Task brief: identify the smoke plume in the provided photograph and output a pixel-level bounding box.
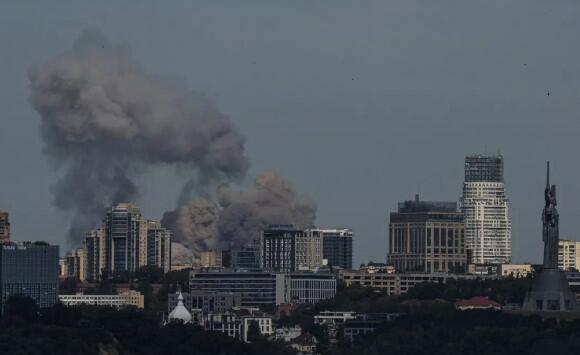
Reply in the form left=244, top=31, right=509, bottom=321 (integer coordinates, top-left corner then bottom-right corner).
left=28, top=30, right=249, bottom=242
left=163, top=171, right=317, bottom=254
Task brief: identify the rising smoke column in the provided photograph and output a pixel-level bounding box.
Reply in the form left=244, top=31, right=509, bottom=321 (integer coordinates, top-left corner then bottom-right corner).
left=28, top=30, right=249, bottom=242
left=163, top=171, right=317, bottom=253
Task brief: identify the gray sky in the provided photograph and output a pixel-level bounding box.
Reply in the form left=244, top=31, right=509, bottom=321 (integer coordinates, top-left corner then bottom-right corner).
left=1, top=0, right=580, bottom=266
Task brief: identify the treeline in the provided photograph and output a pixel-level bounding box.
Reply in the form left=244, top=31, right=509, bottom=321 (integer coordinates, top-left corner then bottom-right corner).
left=335, top=305, right=580, bottom=355
left=0, top=295, right=294, bottom=355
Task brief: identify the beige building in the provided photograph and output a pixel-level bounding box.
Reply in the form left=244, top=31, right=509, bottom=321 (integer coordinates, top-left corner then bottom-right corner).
left=497, top=263, right=532, bottom=278
left=388, top=196, right=467, bottom=274
left=59, top=290, right=144, bottom=309
left=200, top=250, right=224, bottom=268
left=559, top=239, right=580, bottom=271
left=338, top=269, right=494, bottom=296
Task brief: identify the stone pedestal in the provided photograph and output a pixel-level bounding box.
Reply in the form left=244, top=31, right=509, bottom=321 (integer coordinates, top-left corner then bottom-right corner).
left=522, top=269, right=578, bottom=312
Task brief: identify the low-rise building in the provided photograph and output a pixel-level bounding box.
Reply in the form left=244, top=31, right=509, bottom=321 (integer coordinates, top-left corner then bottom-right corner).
left=338, top=270, right=496, bottom=295
left=497, top=264, right=532, bottom=278
left=343, top=313, right=401, bottom=343
left=59, top=290, right=144, bottom=309
left=197, top=307, right=273, bottom=343
left=190, top=270, right=336, bottom=306
left=314, top=311, right=357, bottom=326
left=167, top=290, right=241, bottom=314
left=290, top=333, right=318, bottom=354
left=455, top=296, right=501, bottom=311
left=270, top=326, right=302, bottom=342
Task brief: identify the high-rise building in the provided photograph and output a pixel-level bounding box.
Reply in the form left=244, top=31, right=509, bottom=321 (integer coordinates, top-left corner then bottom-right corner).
left=388, top=195, right=466, bottom=273
left=83, top=227, right=105, bottom=281
left=261, top=226, right=323, bottom=272
left=558, top=239, right=580, bottom=271
left=460, top=155, right=511, bottom=264
left=0, top=211, right=9, bottom=241
left=146, top=220, right=171, bottom=272
left=82, top=203, right=172, bottom=280
left=0, top=242, right=59, bottom=308
left=321, top=229, right=353, bottom=269
left=60, top=248, right=85, bottom=281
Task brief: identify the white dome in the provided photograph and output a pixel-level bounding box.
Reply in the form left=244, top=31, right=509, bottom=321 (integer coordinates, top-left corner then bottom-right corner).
left=168, top=292, right=192, bottom=324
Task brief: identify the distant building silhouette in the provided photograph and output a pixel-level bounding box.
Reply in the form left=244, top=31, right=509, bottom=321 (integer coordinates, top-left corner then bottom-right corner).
left=0, top=211, right=9, bottom=241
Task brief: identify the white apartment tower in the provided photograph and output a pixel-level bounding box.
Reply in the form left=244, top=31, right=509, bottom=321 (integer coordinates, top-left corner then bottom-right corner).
left=460, top=155, right=511, bottom=264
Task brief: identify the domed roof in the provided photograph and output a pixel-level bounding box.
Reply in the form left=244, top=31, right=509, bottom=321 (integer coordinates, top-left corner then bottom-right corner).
left=168, top=292, right=192, bottom=324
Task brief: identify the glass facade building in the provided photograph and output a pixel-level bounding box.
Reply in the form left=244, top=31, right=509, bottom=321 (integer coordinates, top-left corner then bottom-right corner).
left=0, top=242, right=59, bottom=309
left=321, top=229, right=353, bottom=269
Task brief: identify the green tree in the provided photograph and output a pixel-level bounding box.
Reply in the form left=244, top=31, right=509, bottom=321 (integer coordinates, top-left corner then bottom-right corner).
left=2, top=295, right=39, bottom=323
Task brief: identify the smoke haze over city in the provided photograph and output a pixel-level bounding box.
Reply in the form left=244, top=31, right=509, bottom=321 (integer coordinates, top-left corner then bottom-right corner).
left=2, top=1, right=580, bottom=265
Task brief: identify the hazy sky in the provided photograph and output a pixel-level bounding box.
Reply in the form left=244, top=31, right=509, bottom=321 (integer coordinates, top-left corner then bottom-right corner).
left=2, top=1, right=580, bottom=266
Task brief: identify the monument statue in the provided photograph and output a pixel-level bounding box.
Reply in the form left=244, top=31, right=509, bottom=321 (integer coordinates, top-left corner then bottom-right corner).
left=522, top=162, right=578, bottom=312
left=542, top=162, right=559, bottom=269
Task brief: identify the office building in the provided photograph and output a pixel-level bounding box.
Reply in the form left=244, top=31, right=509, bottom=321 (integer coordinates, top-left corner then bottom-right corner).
left=286, top=272, right=337, bottom=304
left=559, top=239, right=580, bottom=271
left=261, top=226, right=323, bottom=272
left=82, top=203, right=172, bottom=280
left=0, top=242, right=59, bottom=308
left=321, top=228, right=353, bottom=269
left=189, top=270, right=336, bottom=306
left=388, top=195, right=466, bottom=273
left=59, top=290, right=144, bottom=309
left=0, top=211, right=9, bottom=241
left=460, top=155, right=512, bottom=264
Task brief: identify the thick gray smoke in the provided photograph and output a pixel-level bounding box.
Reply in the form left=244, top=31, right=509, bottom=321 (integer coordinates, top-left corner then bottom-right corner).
left=163, top=171, right=317, bottom=254
left=28, top=30, right=249, bottom=242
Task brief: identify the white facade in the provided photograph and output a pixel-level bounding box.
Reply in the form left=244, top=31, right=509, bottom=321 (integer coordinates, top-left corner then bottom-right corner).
left=461, top=181, right=511, bottom=264
left=59, top=290, right=144, bottom=309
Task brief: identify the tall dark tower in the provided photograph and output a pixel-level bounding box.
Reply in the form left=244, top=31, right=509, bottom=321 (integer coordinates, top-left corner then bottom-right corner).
left=522, top=162, right=578, bottom=312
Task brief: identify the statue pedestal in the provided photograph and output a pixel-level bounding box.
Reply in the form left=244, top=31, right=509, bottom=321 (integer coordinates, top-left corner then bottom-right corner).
left=522, top=269, right=578, bottom=312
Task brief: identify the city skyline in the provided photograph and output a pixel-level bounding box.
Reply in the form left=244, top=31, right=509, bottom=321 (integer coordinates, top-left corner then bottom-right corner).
left=2, top=2, right=580, bottom=267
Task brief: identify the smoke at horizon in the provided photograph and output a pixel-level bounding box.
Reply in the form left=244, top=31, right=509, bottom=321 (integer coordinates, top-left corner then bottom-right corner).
left=28, top=30, right=316, bottom=251
left=28, top=30, right=249, bottom=243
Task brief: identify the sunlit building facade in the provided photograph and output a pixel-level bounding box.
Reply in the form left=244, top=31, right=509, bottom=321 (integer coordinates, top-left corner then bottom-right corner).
left=460, top=155, right=511, bottom=264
